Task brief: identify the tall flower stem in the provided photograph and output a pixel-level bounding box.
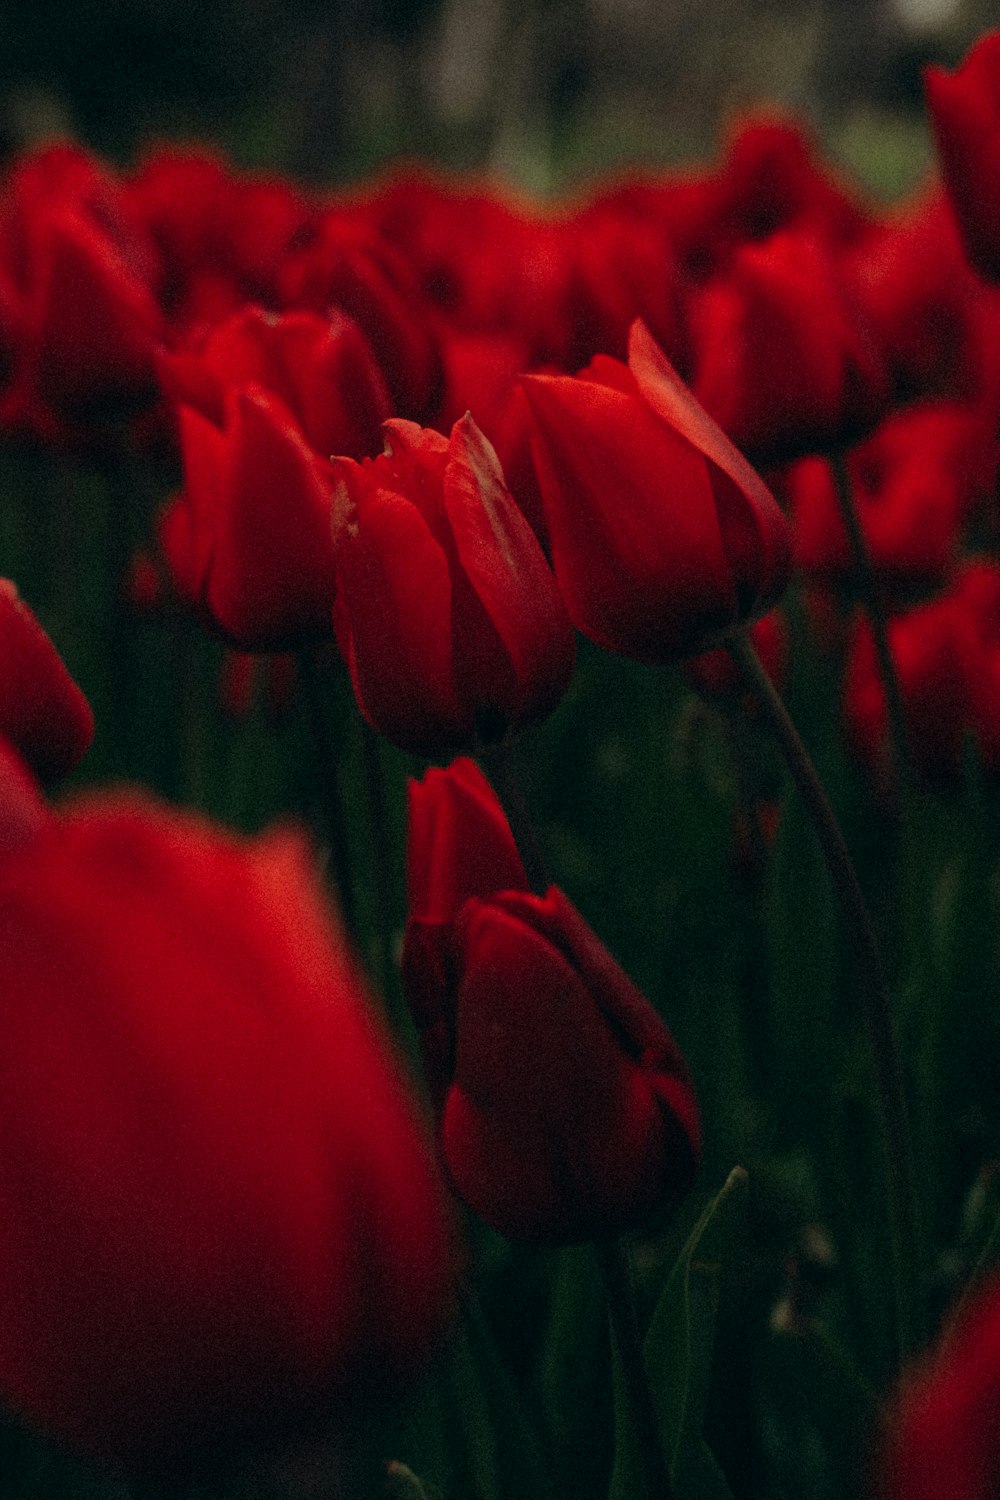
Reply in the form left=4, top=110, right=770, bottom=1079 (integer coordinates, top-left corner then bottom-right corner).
left=830, top=451, right=911, bottom=802
left=479, top=740, right=675, bottom=1498
left=477, top=741, right=549, bottom=896
left=727, top=627, right=922, bottom=1367
left=597, top=1237, right=676, bottom=1500
left=297, top=650, right=358, bottom=941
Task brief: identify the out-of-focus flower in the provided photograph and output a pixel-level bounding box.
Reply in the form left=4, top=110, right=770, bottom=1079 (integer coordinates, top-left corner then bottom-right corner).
left=879, top=1273, right=1000, bottom=1500
left=686, top=228, right=888, bottom=463
left=843, top=559, right=1000, bottom=785
left=158, top=304, right=391, bottom=464
left=0, top=145, right=165, bottom=440
left=0, top=580, right=93, bottom=782
left=0, top=769, right=453, bottom=1474
left=159, top=387, right=339, bottom=650
left=784, top=400, right=992, bottom=592
left=522, top=319, right=790, bottom=662
left=402, top=759, right=700, bottom=1244
left=331, top=414, right=575, bottom=755
left=925, top=31, right=1000, bottom=283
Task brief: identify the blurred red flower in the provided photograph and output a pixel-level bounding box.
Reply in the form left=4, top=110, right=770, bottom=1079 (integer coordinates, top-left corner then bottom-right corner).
left=0, top=766, right=453, bottom=1474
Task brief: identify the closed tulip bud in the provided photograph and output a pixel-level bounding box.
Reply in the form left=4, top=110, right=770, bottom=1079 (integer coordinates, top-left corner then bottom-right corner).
left=522, top=319, right=790, bottom=663
left=0, top=580, right=93, bottom=782
left=402, top=760, right=699, bottom=1243
left=332, top=414, right=575, bottom=756
left=444, top=885, right=700, bottom=1243
left=0, top=775, right=454, bottom=1475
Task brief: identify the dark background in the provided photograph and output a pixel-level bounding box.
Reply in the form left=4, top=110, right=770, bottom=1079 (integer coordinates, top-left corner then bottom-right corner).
left=1, top=0, right=996, bottom=195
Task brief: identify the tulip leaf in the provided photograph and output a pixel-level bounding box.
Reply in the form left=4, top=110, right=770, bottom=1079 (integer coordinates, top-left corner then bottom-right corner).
left=645, top=1167, right=747, bottom=1497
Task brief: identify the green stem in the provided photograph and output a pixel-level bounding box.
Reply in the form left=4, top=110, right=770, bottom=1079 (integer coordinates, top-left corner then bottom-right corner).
left=596, top=1237, right=675, bottom=1500
left=360, top=717, right=397, bottom=1000
left=830, top=451, right=911, bottom=802
left=478, top=740, right=550, bottom=896
left=297, top=650, right=358, bottom=941
left=727, top=627, right=922, bottom=1368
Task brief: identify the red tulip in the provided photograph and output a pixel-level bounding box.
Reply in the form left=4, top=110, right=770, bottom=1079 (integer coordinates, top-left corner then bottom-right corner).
left=331, top=414, right=575, bottom=755
left=159, top=387, right=339, bottom=649
left=158, top=304, right=391, bottom=464
left=879, top=1274, right=1000, bottom=1500
left=0, top=770, right=453, bottom=1474
left=686, top=228, right=888, bottom=462
left=522, top=319, right=790, bottom=662
left=843, top=560, right=1000, bottom=786
left=785, top=400, right=990, bottom=591
left=445, top=885, right=700, bottom=1243
left=925, top=31, right=1000, bottom=283
left=402, top=760, right=700, bottom=1243
left=0, top=580, right=93, bottom=782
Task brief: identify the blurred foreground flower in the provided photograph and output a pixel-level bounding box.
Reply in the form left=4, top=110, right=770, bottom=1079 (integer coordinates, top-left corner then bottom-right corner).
left=879, top=1275, right=1000, bottom=1500
left=522, top=319, right=790, bottom=662
left=925, top=30, right=1000, bottom=284
left=0, top=754, right=453, bottom=1475
left=403, top=759, right=700, bottom=1243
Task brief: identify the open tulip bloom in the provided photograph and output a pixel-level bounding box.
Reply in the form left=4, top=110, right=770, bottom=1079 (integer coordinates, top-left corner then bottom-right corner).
left=6, top=39, right=1000, bottom=1499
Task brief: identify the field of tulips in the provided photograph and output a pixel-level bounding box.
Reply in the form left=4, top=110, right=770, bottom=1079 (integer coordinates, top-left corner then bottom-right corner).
left=5, top=23, right=1000, bottom=1500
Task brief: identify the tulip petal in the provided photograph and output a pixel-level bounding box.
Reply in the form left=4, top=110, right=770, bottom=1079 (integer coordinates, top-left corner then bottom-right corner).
left=334, top=485, right=469, bottom=753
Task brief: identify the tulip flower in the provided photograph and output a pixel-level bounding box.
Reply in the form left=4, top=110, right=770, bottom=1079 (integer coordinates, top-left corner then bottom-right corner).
left=331, top=414, right=575, bottom=755
left=522, top=319, right=791, bottom=663
left=159, top=386, right=339, bottom=649
left=402, top=759, right=700, bottom=1243
left=0, top=580, right=93, bottom=782
left=785, top=400, right=990, bottom=591
left=925, top=30, right=1000, bottom=283
left=880, top=1274, right=1000, bottom=1500
left=0, top=764, right=453, bottom=1474
left=158, top=304, right=392, bottom=465
left=843, top=560, right=1000, bottom=786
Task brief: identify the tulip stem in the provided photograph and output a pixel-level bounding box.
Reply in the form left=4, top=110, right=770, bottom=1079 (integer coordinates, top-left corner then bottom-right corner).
left=830, top=451, right=911, bottom=802
left=478, top=741, right=550, bottom=896
left=297, top=650, right=358, bottom=940
left=596, top=1237, right=675, bottom=1500
left=726, top=627, right=922, bottom=1368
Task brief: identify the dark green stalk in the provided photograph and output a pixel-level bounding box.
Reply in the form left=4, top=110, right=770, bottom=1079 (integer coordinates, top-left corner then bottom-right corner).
left=596, top=1238, right=676, bottom=1500
left=830, top=451, right=912, bottom=803
left=727, top=627, right=922, bottom=1368
left=297, top=650, right=358, bottom=941
left=477, top=740, right=549, bottom=896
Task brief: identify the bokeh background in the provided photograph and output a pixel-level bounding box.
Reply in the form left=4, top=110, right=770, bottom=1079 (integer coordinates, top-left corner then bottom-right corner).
left=2, top=0, right=996, bottom=197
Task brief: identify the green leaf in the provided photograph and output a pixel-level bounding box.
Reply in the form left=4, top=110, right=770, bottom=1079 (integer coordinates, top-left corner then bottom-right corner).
left=645, top=1168, right=748, bottom=1498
